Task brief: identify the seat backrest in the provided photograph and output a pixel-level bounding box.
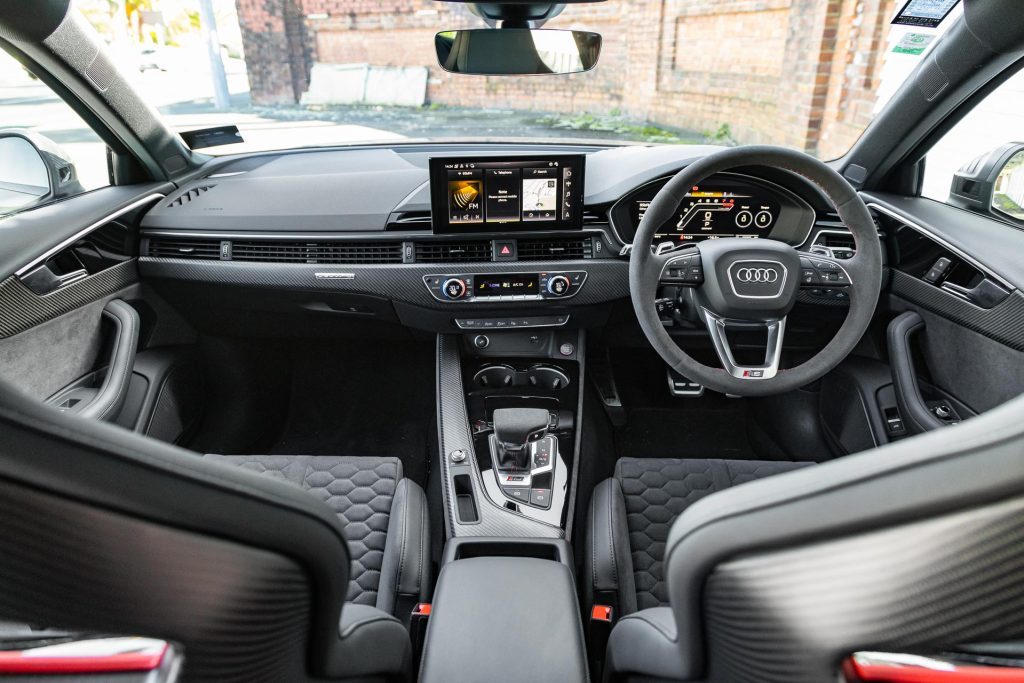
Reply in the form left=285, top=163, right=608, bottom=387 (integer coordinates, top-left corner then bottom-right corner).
left=664, top=391, right=1024, bottom=681
left=0, top=378, right=353, bottom=681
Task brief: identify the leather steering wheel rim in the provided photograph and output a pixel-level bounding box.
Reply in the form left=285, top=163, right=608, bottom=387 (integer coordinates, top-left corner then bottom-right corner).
left=629, top=145, right=883, bottom=397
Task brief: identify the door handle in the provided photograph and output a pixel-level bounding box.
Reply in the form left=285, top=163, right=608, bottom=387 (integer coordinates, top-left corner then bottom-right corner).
left=886, top=311, right=945, bottom=434
left=75, top=299, right=140, bottom=422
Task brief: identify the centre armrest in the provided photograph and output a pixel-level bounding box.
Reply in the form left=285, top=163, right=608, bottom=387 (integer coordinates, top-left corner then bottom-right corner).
left=419, top=556, right=588, bottom=682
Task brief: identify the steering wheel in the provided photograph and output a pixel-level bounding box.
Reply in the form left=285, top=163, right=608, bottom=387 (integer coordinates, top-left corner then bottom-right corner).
left=630, top=145, right=883, bottom=397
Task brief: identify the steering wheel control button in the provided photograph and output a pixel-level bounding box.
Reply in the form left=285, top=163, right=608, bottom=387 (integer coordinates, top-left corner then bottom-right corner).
left=547, top=274, right=571, bottom=296
left=442, top=278, right=468, bottom=299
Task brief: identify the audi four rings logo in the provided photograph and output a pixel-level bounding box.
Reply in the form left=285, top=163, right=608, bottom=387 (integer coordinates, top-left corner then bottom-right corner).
left=735, top=267, right=779, bottom=283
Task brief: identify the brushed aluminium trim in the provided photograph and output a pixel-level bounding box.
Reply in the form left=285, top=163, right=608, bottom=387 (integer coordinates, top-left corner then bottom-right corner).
left=15, top=194, right=164, bottom=278
left=867, top=201, right=1014, bottom=290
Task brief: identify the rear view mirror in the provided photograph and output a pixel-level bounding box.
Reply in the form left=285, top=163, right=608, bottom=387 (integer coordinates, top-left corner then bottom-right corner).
left=0, top=129, right=81, bottom=214
left=435, top=29, right=601, bottom=76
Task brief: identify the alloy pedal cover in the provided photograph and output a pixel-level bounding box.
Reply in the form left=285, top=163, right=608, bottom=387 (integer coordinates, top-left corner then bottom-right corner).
left=667, top=368, right=704, bottom=397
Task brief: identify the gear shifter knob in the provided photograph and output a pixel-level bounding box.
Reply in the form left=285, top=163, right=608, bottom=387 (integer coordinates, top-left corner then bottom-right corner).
left=492, top=408, right=550, bottom=470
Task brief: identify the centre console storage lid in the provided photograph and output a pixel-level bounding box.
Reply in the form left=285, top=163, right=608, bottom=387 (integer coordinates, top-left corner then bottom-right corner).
left=419, top=556, right=588, bottom=682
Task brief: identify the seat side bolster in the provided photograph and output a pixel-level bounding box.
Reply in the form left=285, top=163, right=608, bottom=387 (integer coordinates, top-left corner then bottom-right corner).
left=605, top=607, right=685, bottom=682
left=336, top=604, right=412, bottom=680
left=585, top=478, right=638, bottom=618
left=379, top=478, right=431, bottom=616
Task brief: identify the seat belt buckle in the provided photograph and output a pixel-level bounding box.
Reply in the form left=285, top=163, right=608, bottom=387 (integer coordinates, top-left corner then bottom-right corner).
left=411, top=603, right=431, bottom=664
left=588, top=604, right=614, bottom=670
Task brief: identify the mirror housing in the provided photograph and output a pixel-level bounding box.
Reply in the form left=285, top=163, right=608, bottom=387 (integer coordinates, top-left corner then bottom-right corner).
left=0, top=129, right=82, bottom=214
left=435, top=28, right=601, bottom=76
left=949, top=142, right=1024, bottom=221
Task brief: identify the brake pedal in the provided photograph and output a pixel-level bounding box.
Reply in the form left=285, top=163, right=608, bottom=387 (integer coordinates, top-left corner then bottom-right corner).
left=667, top=368, right=704, bottom=397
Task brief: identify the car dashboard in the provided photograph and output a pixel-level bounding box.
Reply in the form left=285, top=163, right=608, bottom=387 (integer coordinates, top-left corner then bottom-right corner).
left=138, top=143, right=862, bottom=337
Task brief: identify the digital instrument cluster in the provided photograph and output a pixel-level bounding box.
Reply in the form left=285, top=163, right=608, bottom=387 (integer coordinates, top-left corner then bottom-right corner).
left=609, top=175, right=806, bottom=245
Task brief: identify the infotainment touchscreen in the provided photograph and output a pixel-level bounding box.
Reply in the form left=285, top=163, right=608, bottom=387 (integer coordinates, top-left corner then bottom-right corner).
left=429, top=155, right=585, bottom=233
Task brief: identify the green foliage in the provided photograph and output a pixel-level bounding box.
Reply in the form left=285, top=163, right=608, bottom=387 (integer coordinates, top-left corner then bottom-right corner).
left=535, top=112, right=733, bottom=145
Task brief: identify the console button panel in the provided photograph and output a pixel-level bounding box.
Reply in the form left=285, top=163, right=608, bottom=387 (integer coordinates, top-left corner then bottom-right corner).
left=424, top=271, right=588, bottom=303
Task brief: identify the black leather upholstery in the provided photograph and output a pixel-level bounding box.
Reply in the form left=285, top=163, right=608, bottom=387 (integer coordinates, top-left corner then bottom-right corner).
left=420, top=557, right=589, bottom=683
left=586, top=458, right=812, bottom=616
left=204, top=454, right=430, bottom=616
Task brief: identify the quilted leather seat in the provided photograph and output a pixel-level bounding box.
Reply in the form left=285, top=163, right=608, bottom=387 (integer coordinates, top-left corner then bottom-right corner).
left=204, top=454, right=430, bottom=618
left=585, top=458, right=812, bottom=616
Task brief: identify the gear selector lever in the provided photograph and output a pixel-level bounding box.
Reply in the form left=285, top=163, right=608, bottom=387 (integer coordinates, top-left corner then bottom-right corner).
left=492, top=408, right=550, bottom=471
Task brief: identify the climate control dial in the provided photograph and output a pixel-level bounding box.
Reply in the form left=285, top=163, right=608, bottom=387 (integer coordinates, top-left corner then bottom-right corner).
left=546, top=274, right=571, bottom=297
left=442, top=278, right=468, bottom=300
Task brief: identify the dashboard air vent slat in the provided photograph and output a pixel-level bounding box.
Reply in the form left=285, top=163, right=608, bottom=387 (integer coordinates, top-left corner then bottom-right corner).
left=415, top=241, right=492, bottom=263
left=148, top=238, right=221, bottom=259
left=166, top=185, right=214, bottom=208
left=517, top=237, right=590, bottom=261
left=232, top=241, right=402, bottom=264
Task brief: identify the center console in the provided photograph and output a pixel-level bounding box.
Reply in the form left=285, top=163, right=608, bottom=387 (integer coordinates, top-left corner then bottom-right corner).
left=419, top=538, right=588, bottom=683
left=425, top=154, right=593, bottom=680
left=436, top=329, right=583, bottom=538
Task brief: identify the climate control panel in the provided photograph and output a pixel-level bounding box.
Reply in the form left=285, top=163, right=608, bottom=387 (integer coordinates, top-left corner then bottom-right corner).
left=423, top=271, right=587, bottom=303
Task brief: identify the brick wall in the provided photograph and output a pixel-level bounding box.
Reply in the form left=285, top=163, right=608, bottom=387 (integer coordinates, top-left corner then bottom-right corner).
left=235, top=0, right=894, bottom=155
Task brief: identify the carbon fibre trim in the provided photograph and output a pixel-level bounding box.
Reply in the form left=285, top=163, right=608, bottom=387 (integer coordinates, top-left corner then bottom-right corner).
left=436, top=335, right=562, bottom=538
left=889, top=269, right=1024, bottom=350
left=139, top=257, right=629, bottom=310
left=704, top=495, right=1024, bottom=683
left=0, top=480, right=312, bottom=682
left=0, top=260, right=138, bottom=339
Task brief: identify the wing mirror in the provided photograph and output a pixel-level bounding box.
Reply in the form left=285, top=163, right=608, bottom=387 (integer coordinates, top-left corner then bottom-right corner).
left=435, top=28, right=602, bottom=76
left=0, top=129, right=82, bottom=214
left=949, top=142, right=1024, bottom=222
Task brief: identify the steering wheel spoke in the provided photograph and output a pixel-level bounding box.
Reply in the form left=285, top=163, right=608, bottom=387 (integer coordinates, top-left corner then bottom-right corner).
left=701, top=309, right=786, bottom=380
left=657, top=247, right=705, bottom=287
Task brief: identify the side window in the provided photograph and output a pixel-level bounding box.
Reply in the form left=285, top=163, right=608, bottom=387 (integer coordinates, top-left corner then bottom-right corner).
left=0, top=48, right=110, bottom=214
left=922, top=67, right=1024, bottom=216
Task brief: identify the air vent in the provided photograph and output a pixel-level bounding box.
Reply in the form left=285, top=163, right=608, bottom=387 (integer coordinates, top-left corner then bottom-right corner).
left=415, top=241, right=492, bottom=263
left=147, top=238, right=221, bottom=259
left=232, top=241, right=402, bottom=264
left=387, top=211, right=432, bottom=230
left=814, top=232, right=855, bottom=250
left=166, top=185, right=214, bottom=208
left=518, top=237, right=590, bottom=261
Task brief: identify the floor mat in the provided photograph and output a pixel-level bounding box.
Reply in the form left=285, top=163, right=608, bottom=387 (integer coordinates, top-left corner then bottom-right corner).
left=610, top=348, right=757, bottom=461
left=268, top=340, right=434, bottom=489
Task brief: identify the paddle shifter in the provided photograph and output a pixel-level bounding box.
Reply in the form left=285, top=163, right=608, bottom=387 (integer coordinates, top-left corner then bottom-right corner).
left=489, top=408, right=558, bottom=510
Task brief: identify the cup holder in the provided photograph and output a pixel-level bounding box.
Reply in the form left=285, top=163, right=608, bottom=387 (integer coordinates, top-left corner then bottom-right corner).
left=473, top=364, right=570, bottom=390
left=473, top=364, right=517, bottom=388
left=526, top=365, right=570, bottom=390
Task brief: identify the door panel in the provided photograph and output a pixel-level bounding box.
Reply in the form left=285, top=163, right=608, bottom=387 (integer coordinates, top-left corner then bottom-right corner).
left=0, top=289, right=135, bottom=400
left=0, top=185, right=203, bottom=440
left=865, top=194, right=1024, bottom=422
